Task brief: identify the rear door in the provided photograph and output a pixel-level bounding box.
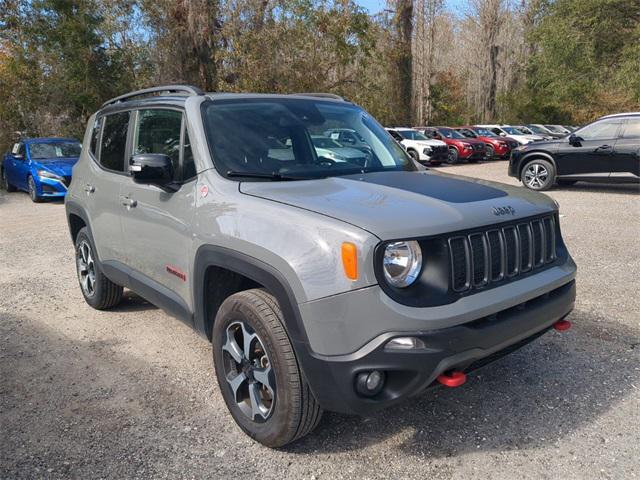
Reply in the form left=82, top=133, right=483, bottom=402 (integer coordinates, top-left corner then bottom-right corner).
left=85, top=111, right=131, bottom=264
left=555, top=118, right=624, bottom=177
left=120, top=108, right=197, bottom=313
left=612, top=117, right=640, bottom=179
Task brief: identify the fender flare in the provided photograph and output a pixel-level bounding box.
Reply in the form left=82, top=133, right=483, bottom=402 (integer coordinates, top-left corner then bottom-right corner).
left=192, top=245, right=309, bottom=345
left=518, top=151, right=557, bottom=177
left=65, top=200, right=94, bottom=245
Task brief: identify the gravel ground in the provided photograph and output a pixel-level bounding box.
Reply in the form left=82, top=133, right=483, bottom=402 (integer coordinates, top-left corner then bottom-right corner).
left=1, top=162, right=639, bottom=479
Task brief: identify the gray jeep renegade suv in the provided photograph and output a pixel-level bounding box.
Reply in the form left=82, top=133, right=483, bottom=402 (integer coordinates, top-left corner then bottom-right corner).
left=65, top=85, right=577, bottom=447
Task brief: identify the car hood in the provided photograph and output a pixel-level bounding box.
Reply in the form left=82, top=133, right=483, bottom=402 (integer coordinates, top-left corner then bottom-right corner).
left=240, top=170, right=557, bottom=240
left=33, top=158, right=78, bottom=176
left=405, top=139, right=447, bottom=147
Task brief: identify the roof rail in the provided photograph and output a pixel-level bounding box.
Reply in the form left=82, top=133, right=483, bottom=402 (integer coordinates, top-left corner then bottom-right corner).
left=101, top=85, right=205, bottom=108
left=292, top=92, right=345, bottom=101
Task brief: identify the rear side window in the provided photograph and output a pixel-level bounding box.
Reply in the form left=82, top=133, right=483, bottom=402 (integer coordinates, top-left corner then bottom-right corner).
left=133, top=109, right=182, bottom=176
left=100, top=112, right=130, bottom=171
left=621, top=119, right=640, bottom=139
left=90, top=116, right=102, bottom=157
left=577, top=119, right=623, bottom=141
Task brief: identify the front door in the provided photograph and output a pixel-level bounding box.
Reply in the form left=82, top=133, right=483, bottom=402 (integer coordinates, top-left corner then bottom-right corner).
left=120, top=108, right=197, bottom=314
left=555, top=118, right=624, bottom=177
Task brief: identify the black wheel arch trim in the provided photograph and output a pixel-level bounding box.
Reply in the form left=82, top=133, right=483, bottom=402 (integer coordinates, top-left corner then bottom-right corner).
left=65, top=201, right=94, bottom=245
left=192, top=245, right=309, bottom=346
left=518, top=151, right=557, bottom=177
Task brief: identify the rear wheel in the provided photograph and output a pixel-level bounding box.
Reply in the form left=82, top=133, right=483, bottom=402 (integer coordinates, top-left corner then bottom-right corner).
left=521, top=159, right=555, bottom=191
left=75, top=227, right=123, bottom=309
left=28, top=176, right=42, bottom=203
left=2, top=169, right=16, bottom=192
left=447, top=147, right=459, bottom=164
left=213, top=289, right=322, bottom=447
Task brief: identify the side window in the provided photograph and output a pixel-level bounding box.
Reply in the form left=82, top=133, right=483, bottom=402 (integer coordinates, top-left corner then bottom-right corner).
left=90, top=116, right=102, bottom=158
left=182, top=128, right=196, bottom=181
left=389, top=130, right=402, bottom=141
left=100, top=112, right=130, bottom=172
left=576, top=119, right=623, bottom=141
left=621, top=119, right=640, bottom=139
left=133, top=109, right=182, bottom=178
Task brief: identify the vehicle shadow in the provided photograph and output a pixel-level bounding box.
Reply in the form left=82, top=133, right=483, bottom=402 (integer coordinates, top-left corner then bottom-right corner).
left=286, top=307, right=640, bottom=457
left=553, top=182, right=640, bottom=195
left=110, top=290, right=158, bottom=313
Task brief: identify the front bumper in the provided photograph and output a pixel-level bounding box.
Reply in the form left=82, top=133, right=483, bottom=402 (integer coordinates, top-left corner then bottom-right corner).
left=36, top=175, right=69, bottom=197
left=295, top=257, right=576, bottom=415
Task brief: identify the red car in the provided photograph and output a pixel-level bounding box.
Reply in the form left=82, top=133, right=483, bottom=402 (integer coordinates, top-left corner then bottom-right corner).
left=416, top=126, right=486, bottom=164
left=455, top=126, right=519, bottom=160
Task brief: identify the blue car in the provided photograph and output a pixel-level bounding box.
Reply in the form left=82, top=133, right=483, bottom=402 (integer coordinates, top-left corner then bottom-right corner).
left=1, top=137, right=81, bottom=202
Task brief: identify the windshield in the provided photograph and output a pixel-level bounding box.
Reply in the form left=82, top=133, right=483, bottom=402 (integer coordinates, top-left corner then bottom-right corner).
left=202, top=99, right=415, bottom=180
left=473, top=127, right=496, bottom=137
left=502, top=127, right=525, bottom=135
left=398, top=129, right=429, bottom=141
left=526, top=125, right=548, bottom=134
left=438, top=128, right=465, bottom=139
left=28, top=141, right=81, bottom=159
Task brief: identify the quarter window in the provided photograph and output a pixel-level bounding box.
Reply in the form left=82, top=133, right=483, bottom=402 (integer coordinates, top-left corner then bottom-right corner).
left=90, top=116, right=102, bottom=158
left=100, top=112, right=130, bottom=172
left=133, top=109, right=182, bottom=177
left=182, top=128, right=196, bottom=181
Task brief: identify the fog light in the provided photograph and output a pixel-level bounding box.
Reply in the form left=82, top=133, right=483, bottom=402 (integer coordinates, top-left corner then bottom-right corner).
left=385, top=336, right=426, bottom=350
left=355, top=370, right=385, bottom=397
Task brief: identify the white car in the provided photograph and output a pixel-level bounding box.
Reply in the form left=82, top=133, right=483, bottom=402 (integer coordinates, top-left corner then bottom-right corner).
left=476, top=124, right=544, bottom=145
left=385, top=127, right=449, bottom=165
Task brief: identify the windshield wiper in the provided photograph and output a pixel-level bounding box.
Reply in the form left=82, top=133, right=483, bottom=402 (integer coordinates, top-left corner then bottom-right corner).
left=226, top=170, right=319, bottom=181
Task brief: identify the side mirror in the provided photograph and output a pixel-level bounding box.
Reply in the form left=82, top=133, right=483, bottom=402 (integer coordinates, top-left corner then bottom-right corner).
left=129, top=153, right=173, bottom=185
left=568, top=134, right=582, bottom=146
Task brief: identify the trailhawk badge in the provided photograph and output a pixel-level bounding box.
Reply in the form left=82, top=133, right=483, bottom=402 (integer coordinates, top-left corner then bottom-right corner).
left=492, top=205, right=516, bottom=216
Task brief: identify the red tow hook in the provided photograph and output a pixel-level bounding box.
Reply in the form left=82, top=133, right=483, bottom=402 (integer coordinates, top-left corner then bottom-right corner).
left=553, top=319, right=572, bottom=331
left=437, top=371, right=467, bottom=388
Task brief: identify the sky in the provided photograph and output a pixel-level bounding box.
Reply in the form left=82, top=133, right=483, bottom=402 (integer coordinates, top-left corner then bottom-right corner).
left=356, top=0, right=467, bottom=15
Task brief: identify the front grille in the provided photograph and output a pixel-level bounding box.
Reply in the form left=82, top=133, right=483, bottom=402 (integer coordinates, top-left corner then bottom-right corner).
left=474, top=143, right=484, bottom=151
left=508, top=141, right=518, bottom=149
left=448, top=215, right=557, bottom=293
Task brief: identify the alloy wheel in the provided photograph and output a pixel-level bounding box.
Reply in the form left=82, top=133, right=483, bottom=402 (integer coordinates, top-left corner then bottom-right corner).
left=77, top=240, right=96, bottom=297
left=524, top=163, right=549, bottom=189
left=28, top=177, right=37, bottom=200
left=222, top=321, right=275, bottom=422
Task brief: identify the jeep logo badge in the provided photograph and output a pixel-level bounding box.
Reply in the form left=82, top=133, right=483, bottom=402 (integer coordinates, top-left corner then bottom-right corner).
left=492, top=206, right=516, bottom=216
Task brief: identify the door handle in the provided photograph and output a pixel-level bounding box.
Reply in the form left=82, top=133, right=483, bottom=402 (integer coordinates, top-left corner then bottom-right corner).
left=596, top=144, right=612, bottom=151
left=120, top=195, right=137, bottom=208
left=84, top=184, right=95, bottom=193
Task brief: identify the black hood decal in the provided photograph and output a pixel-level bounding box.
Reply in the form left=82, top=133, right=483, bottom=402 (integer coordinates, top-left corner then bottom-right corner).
left=342, top=171, right=508, bottom=203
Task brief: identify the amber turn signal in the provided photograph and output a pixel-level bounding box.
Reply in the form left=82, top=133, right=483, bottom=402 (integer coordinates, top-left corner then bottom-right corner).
left=341, top=242, right=358, bottom=280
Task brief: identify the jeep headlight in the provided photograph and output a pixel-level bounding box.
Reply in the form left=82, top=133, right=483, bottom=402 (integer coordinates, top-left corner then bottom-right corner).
left=382, top=241, right=422, bottom=288
left=422, top=147, right=432, bottom=155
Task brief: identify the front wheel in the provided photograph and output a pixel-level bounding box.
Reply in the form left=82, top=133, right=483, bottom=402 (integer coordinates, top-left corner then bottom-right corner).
left=407, top=149, right=419, bottom=162
left=213, top=289, right=322, bottom=447
left=521, top=159, right=556, bottom=191
left=28, top=176, right=42, bottom=202
left=447, top=148, right=459, bottom=164
left=2, top=169, right=16, bottom=192
left=485, top=145, right=495, bottom=160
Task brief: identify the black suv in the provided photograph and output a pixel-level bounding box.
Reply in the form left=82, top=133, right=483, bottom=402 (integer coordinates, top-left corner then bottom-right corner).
left=509, top=113, right=640, bottom=190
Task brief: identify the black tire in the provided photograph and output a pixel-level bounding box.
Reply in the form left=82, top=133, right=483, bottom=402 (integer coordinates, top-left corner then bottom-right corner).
left=75, top=227, right=123, bottom=309
left=485, top=145, right=495, bottom=160
left=213, top=289, right=322, bottom=448
left=521, top=159, right=556, bottom=191
left=28, top=176, right=43, bottom=202
left=447, top=147, right=459, bottom=164
left=2, top=169, right=16, bottom=192
left=407, top=149, right=419, bottom=162
left=557, top=179, right=577, bottom=186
